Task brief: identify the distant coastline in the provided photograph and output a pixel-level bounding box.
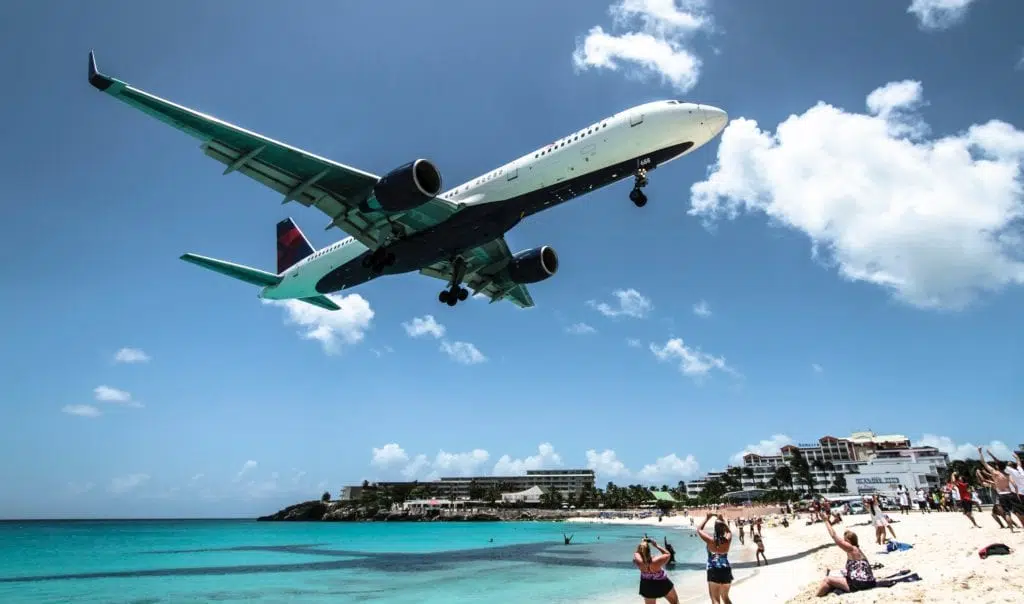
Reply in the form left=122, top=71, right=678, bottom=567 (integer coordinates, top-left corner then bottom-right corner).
left=257, top=499, right=588, bottom=522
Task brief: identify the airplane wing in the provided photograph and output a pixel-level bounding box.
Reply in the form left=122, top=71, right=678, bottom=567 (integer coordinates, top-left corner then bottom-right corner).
left=87, top=52, right=458, bottom=248
left=419, top=237, right=536, bottom=309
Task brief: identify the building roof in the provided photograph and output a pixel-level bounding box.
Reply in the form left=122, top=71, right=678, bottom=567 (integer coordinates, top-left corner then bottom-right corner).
left=503, top=485, right=547, bottom=497
left=721, top=489, right=769, bottom=500
left=649, top=490, right=677, bottom=502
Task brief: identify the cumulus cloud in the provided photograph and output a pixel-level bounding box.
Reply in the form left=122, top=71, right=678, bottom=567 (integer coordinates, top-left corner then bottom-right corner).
left=585, top=449, right=630, bottom=478
left=626, top=338, right=642, bottom=348
left=916, top=434, right=1015, bottom=461
left=493, top=443, right=564, bottom=475
left=94, top=385, right=142, bottom=408
left=730, top=434, right=794, bottom=465
left=638, top=453, right=700, bottom=482
left=907, top=0, right=976, bottom=30
left=440, top=340, right=487, bottom=365
left=690, top=80, right=1024, bottom=311
left=110, top=473, right=150, bottom=494
left=812, top=363, right=823, bottom=374
left=235, top=460, right=258, bottom=481
left=588, top=289, right=653, bottom=318
left=371, top=443, right=409, bottom=468
left=403, top=315, right=446, bottom=339
left=113, top=347, right=150, bottom=363
left=573, top=0, right=713, bottom=93
left=67, top=481, right=95, bottom=495
left=650, top=337, right=736, bottom=380
left=566, top=322, right=597, bottom=335
left=369, top=444, right=491, bottom=481
left=264, top=294, right=374, bottom=354
left=62, top=404, right=101, bottom=418
left=693, top=300, right=712, bottom=318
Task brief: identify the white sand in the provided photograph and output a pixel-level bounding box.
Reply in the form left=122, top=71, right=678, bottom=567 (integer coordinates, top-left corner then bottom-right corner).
left=569, top=508, right=1024, bottom=603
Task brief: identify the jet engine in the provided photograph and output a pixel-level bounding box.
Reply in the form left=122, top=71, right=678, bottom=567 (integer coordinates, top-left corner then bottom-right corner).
left=507, top=246, right=559, bottom=284
left=372, top=159, right=443, bottom=212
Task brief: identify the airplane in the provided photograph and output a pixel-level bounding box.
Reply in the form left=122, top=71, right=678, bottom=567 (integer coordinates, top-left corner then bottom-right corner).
left=87, top=51, right=727, bottom=311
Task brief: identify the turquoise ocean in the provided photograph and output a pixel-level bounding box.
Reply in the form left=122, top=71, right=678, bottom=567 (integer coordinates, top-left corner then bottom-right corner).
left=0, top=520, right=708, bottom=603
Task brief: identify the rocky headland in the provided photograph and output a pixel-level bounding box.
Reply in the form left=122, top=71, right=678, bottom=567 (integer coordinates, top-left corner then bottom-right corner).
left=257, top=500, right=582, bottom=522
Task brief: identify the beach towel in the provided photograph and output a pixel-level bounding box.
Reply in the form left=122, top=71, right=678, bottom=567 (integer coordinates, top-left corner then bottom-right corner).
left=883, top=541, right=913, bottom=553
left=978, top=543, right=1013, bottom=559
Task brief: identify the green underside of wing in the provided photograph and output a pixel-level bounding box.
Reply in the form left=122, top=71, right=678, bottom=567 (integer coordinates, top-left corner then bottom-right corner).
left=180, top=253, right=280, bottom=288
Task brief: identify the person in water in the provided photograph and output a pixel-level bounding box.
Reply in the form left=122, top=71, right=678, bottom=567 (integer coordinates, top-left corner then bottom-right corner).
left=815, top=511, right=876, bottom=597
left=563, top=533, right=574, bottom=545
left=633, top=536, right=679, bottom=603
left=662, top=536, right=676, bottom=566
left=696, top=513, right=733, bottom=604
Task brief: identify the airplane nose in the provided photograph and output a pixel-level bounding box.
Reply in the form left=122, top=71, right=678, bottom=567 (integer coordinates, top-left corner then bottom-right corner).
left=700, top=105, right=729, bottom=136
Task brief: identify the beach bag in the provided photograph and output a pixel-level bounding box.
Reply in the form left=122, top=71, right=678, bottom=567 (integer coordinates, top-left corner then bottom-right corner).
left=885, top=541, right=913, bottom=553
left=978, top=543, right=1013, bottom=559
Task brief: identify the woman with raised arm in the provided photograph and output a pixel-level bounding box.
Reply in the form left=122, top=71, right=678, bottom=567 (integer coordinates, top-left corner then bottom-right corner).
left=696, top=513, right=734, bottom=604
left=633, top=535, right=679, bottom=603
left=814, top=511, right=876, bottom=597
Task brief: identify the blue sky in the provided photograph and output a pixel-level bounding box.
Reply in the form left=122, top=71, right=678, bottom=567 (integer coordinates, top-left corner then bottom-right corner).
left=1, top=0, right=1022, bottom=518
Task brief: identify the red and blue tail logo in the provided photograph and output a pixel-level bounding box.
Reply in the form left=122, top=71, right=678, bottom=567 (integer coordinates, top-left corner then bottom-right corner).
left=276, top=218, right=315, bottom=274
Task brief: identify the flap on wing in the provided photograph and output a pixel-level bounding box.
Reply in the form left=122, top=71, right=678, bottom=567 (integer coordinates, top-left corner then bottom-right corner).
left=418, top=237, right=536, bottom=309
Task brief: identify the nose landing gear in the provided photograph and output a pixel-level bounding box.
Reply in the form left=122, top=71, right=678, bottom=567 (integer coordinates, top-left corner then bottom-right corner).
left=630, top=168, right=649, bottom=208
left=438, top=256, right=470, bottom=307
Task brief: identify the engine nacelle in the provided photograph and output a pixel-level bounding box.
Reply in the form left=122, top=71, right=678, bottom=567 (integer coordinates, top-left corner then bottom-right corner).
left=507, top=246, right=559, bottom=284
left=372, top=159, right=443, bottom=212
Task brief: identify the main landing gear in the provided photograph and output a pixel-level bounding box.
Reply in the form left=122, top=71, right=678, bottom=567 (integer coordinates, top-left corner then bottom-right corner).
left=629, top=168, right=649, bottom=208
left=438, top=256, right=469, bottom=307
left=362, top=247, right=396, bottom=274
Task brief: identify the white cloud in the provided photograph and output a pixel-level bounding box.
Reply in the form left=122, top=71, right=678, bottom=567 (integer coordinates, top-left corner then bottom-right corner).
left=1017, top=49, right=1024, bottom=71
left=67, top=481, right=95, bottom=495
left=811, top=363, right=823, bottom=373
left=62, top=404, right=101, bottom=418
left=403, top=315, right=446, bottom=339
left=264, top=294, right=374, bottom=354
left=440, top=340, right=487, bottom=365
left=110, top=473, right=150, bottom=494
left=113, top=347, right=150, bottom=363
left=626, top=338, right=642, bottom=348
left=94, top=385, right=142, bottom=408
left=190, top=473, right=205, bottom=482
left=588, top=289, right=653, bottom=318
left=638, top=453, right=700, bottom=482
left=693, top=300, right=712, bottom=318
left=235, top=460, right=258, bottom=481
left=730, top=434, right=794, bottom=465
left=566, top=322, right=597, bottom=335
left=493, top=443, right=564, bottom=475
left=372, top=445, right=491, bottom=481
left=907, top=0, right=976, bottom=31
left=573, top=0, right=712, bottom=93
left=371, top=443, right=409, bottom=468
left=650, top=337, right=736, bottom=380
left=689, top=80, right=1024, bottom=311
left=916, top=434, right=1014, bottom=461
left=586, top=449, right=630, bottom=478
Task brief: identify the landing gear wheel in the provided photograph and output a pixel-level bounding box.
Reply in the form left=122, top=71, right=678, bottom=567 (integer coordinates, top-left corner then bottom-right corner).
left=439, top=290, right=451, bottom=304
left=629, top=188, right=648, bottom=207
left=446, top=294, right=458, bottom=307
left=457, top=287, right=469, bottom=301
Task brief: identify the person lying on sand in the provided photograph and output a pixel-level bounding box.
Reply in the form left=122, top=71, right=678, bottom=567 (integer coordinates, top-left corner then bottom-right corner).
left=814, top=511, right=877, bottom=597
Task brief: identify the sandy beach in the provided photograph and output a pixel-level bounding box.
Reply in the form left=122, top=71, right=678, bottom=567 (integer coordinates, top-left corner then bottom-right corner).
left=568, top=507, right=1024, bottom=602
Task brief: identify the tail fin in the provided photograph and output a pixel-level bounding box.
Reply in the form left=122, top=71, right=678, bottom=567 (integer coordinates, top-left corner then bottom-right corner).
left=277, top=218, right=315, bottom=273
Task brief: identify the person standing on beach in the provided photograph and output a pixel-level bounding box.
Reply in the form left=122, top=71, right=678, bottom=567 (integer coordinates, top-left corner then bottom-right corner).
left=976, top=468, right=1017, bottom=531
left=915, top=487, right=929, bottom=513
left=866, top=495, right=896, bottom=545
left=897, top=487, right=910, bottom=515
left=979, top=448, right=1024, bottom=529
left=697, top=513, right=734, bottom=604
left=950, top=472, right=981, bottom=528
left=634, top=536, right=679, bottom=604
left=814, top=511, right=877, bottom=597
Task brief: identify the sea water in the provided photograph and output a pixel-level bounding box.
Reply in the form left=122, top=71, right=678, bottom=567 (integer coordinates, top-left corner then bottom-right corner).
left=0, top=520, right=708, bottom=603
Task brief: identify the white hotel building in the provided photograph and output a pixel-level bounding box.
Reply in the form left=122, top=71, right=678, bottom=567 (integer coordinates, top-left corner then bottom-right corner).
left=687, top=431, right=949, bottom=497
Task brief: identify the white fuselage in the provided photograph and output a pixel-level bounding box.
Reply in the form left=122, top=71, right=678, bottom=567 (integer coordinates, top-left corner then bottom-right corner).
left=261, top=100, right=727, bottom=301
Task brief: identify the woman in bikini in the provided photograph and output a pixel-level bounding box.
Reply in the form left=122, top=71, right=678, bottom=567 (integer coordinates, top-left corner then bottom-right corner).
left=634, top=536, right=679, bottom=603
left=697, top=513, right=734, bottom=604
left=815, top=511, right=877, bottom=597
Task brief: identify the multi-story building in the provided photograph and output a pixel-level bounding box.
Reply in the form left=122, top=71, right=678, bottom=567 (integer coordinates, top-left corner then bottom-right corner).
left=849, top=446, right=949, bottom=494
left=347, top=469, right=595, bottom=501
left=688, top=430, right=929, bottom=497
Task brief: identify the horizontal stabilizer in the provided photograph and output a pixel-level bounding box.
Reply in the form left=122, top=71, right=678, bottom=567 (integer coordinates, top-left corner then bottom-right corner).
left=299, top=295, right=341, bottom=311
left=180, top=253, right=281, bottom=287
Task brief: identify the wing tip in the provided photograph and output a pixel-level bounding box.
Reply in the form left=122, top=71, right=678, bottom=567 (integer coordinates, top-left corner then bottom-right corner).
left=87, top=50, right=115, bottom=91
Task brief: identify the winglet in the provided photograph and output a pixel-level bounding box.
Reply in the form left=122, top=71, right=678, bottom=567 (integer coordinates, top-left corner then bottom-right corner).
left=88, top=50, right=115, bottom=91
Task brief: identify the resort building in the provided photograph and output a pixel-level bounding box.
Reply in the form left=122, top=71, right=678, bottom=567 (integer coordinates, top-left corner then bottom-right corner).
left=345, top=469, right=595, bottom=501
left=501, top=486, right=547, bottom=505
left=686, top=430, right=947, bottom=498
